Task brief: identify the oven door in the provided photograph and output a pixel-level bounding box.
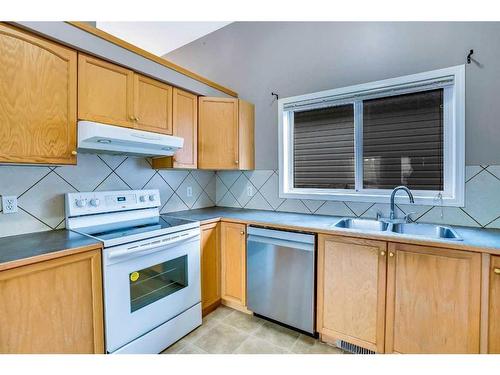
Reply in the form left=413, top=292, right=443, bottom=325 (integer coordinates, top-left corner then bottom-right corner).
left=102, top=228, right=201, bottom=353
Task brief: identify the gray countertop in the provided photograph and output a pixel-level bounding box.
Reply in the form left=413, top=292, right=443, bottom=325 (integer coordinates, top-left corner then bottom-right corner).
left=166, top=207, right=500, bottom=254
left=0, top=229, right=102, bottom=271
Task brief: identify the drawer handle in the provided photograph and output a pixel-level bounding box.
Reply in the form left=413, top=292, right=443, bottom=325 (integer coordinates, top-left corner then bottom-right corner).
left=389, top=252, right=394, bottom=257
left=380, top=251, right=385, bottom=256
left=494, top=268, right=500, bottom=275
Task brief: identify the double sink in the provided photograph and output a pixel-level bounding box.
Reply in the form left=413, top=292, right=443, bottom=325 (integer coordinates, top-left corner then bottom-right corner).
left=332, top=218, right=462, bottom=241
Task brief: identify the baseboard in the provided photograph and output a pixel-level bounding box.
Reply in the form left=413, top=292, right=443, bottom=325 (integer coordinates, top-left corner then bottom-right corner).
left=202, top=299, right=221, bottom=317
left=221, top=298, right=252, bottom=314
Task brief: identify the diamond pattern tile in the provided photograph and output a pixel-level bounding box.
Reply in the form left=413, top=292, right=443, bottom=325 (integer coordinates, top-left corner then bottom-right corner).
left=302, top=200, right=326, bottom=214
left=276, top=199, right=310, bottom=214
left=315, top=201, right=354, bottom=217
left=94, top=173, right=130, bottom=191
left=115, top=157, right=156, bottom=189
left=0, top=166, right=51, bottom=196
left=245, top=191, right=273, bottom=210
left=216, top=176, right=229, bottom=204
left=230, top=174, right=255, bottom=207
left=463, top=169, right=500, bottom=225
left=217, top=171, right=242, bottom=189
left=243, top=170, right=274, bottom=189
left=177, top=174, right=203, bottom=208
left=55, top=153, right=111, bottom=191
left=143, top=173, right=174, bottom=208
left=157, top=170, right=189, bottom=190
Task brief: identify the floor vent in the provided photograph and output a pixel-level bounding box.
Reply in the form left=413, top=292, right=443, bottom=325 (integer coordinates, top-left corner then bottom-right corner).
left=335, top=340, right=375, bottom=354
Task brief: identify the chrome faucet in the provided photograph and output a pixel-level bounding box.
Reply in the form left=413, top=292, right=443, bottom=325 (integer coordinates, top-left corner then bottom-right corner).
left=390, top=186, right=414, bottom=221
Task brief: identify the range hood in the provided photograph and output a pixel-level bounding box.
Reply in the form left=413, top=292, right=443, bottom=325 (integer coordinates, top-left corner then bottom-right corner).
left=77, top=121, right=183, bottom=157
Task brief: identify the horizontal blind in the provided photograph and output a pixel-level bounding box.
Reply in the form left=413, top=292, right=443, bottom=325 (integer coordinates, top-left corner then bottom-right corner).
left=293, top=104, right=355, bottom=189
left=363, top=89, right=444, bottom=190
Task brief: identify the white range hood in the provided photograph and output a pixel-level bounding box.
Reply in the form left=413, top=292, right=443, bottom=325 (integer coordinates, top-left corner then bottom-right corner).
left=77, top=121, right=183, bottom=157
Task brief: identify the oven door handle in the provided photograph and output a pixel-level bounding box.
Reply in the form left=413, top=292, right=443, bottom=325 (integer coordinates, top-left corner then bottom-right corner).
left=107, top=231, right=198, bottom=260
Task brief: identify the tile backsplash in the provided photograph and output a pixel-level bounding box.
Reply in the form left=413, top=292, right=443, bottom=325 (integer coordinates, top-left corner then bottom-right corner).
left=0, top=154, right=216, bottom=237
left=1, top=158, right=500, bottom=238
left=216, top=166, right=500, bottom=230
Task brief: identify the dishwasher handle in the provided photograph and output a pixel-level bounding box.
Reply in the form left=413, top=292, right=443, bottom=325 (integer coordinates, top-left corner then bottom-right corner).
left=247, top=234, right=314, bottom=252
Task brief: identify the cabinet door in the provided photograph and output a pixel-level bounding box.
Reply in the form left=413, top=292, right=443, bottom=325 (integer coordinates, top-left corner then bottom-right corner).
left=489, top=256, right=500, bottom=353
left=200, top=222, right=221, bottom=315
left=386, top=243, right=481, bottom=354
left=78, top=53, right=134, bottom=128
left=0, top=23, right=77, bottom=164
left=134, top=74, right=173, bottom=134
left=0, top=249, right=104, bottom=353
left=221, top=221, right=246, bottom=309
left=317, top=235, right=387, bottom=353
left=198, top=97, right=239, bottom=169
left=172, top=88, right=198, bottom=168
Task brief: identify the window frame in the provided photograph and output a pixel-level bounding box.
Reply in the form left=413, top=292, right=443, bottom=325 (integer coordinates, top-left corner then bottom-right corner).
left=278, top=65, right=465, bottom=206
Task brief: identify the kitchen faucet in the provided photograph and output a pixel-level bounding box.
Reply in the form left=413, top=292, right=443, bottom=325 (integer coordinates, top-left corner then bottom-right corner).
left=390, top=186, right=415, bottom=221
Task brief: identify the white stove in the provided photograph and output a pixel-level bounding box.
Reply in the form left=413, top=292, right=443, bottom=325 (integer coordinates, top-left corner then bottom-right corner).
left=65, top=189, right=202, bottom=354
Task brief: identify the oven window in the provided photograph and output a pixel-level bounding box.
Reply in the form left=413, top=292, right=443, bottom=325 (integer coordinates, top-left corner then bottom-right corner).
left=129, top=255, right=188, bottom=312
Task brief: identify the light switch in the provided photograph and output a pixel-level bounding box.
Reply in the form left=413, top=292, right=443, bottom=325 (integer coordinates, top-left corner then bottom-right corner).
left=186, top=186, right=193, bottom=197
left=2, top=195, right=18, bottom=214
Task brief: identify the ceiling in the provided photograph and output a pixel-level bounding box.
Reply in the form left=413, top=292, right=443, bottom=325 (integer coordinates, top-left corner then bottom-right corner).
left=96, top=22, right=231, bottom=56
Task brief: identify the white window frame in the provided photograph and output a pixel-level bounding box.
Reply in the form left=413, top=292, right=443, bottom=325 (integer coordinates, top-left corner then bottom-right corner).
left=278, top=65, right=465, bottom=206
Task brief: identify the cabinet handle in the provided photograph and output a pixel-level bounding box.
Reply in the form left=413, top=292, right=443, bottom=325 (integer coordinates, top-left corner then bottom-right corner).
left=129, top=115, right=135, bottom=121
left=135, top=116, right=140, bottom=121
left=494, top=268, right=500, bottom=275
left=235, top=160, right=239, bottom=164
left=389, top=252, right=394, bottom=257
left=240, top=231, right=245, bottom=235
left=71, top=150, right=77, bottom=156
left=380, top=251, right=385, bottom=256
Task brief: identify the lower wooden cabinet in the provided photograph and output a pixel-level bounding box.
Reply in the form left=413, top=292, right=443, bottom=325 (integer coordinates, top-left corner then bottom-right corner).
left=385, top=243, right=481, bottom=354
left=317, top=235, right=387, bottom=353
left=220, top=221, right=247, bottom=311
left=488, top=255, right=500, bottom=353
left=0, top=249, right=104, bottom=353
left=200, top=222, right=221, bottom=316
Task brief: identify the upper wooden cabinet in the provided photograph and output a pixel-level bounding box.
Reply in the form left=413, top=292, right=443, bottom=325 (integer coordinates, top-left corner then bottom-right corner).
left=152, top=88, right=198, bottom=169
left=385, top=243, right=481, bottom=354
left=317, top=235, right=387, bottom=353
left=488, top=255, right=500, bottom=353
left=198, top=97, right=255, bottom=170
left=0, top=249, right=104, bottom=353
left=79, top=54, right=174, bottom=134
left=200, top=222, right=221, bottom=316
left=220, top=221, right=247, bottom=311
left=0, top=23, right=77, bottom=165
left=78, top=53, right=135, bottom=128
left=134, top=74, right=173, bottom=134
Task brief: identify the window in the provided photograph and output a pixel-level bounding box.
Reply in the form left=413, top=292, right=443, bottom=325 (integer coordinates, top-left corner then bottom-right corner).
left=279, top=66, right=465, bottom=206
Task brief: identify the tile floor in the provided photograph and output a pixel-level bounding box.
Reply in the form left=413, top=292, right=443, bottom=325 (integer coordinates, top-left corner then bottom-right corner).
left=161, top=305, right=345, bottom=354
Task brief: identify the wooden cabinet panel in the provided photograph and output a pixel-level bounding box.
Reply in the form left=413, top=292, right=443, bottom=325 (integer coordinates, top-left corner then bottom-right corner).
left=489, top=255, right=500, bottom=353
left=134, top=74, right=172, bottom=134
left=200, top=222, right=221, bottom=316
left=317, top=235, right=387, bottom=353
left=238, top=100, right=255, bottom=170
left=198, top=97, right=239, bottom=170
left=172, top=88, right=198, bottom=168
left=385, top=243, right=481, bottom=354
left=0, top=249, right=104, bottom=353
left=0, top=23, right=77, bottom=164
left=220, top=221, right=247, bottom=310
left=78, top=53, right=134, bottom=128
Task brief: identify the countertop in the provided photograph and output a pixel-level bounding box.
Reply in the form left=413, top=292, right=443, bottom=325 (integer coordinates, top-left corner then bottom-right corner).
left=0, top=229, right=102, bottom=271
left=166, top=207, right=500, bottom=254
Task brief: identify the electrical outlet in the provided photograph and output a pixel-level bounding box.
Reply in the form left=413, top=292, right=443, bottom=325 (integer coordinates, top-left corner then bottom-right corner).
left=186, top=186, right=193, bottom=197
left=2, top=195, right=18, bottom=214
left=247, top=185, right=253, bottom=197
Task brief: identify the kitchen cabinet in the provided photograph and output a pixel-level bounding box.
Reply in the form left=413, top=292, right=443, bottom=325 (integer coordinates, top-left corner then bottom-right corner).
left=78, top=53, right=135, bottom=129
left=220, top=221, right=247, bottom=311
left=0, top=249, right=104, bottom=353
left=134, top=74, right=173, bottom=135
left=79, top=54, right=174, bottom=134
left=198, top=97, right=254, bottom=170
left=152, top=88, right=198, bottom=169
left=0, top=23, right=77, bottom=165
left=317, top=235, right=387, bottom=353
left=385, top=243, right=481, bottom=354
left=488, top=255, right=500, bottom=353
left=200, top=222, right=221, bottom=316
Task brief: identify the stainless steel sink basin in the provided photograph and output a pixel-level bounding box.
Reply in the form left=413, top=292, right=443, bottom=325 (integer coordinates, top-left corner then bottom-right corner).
left=390, top=223, right=462, bottom=241
left=332, top=218, right=389, bottom=232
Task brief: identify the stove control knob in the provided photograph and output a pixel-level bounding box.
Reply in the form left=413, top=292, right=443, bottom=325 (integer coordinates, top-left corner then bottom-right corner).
left=89, top=198, right=100, bottom=207
left=139, top=195, right=147, bottom=202
left=75, top=199, right=86, bottom=208
left=149, top=195, right=156, bottom=202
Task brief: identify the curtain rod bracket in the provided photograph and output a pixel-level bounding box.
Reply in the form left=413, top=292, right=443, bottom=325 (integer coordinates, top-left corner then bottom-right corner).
left=271, top=92, right=279, bottom=100
left=467, top=49, right=474, bottom=64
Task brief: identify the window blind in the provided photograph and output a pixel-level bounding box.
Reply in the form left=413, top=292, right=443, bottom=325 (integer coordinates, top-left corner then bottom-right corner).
left=293, top=104, right=355, bottom=189
left=362, top=89, right=444, bottom=190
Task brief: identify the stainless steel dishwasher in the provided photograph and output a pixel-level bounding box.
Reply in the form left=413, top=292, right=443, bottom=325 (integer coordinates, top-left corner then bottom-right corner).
left=246, top=226, right=315, bottom=334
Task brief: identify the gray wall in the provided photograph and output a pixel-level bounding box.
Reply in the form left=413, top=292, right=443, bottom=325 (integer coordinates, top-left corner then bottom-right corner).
left=165, top=22, right=500, bottom=169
